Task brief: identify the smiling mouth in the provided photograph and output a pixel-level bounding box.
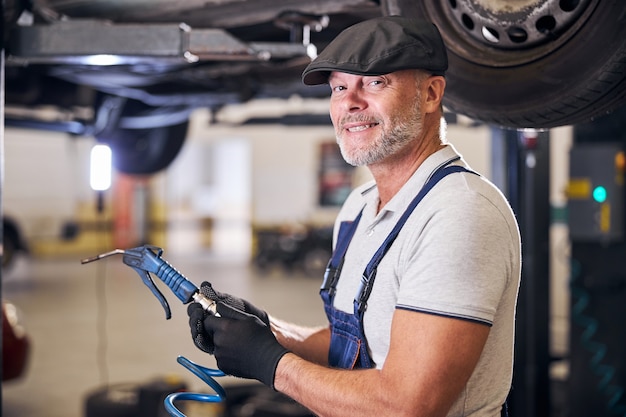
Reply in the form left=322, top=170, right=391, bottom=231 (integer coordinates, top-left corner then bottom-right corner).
left=346, top=123, right=379, bottom=132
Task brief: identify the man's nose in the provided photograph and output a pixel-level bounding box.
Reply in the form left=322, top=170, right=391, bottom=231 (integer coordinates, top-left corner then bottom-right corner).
left=342, top=89, right=367, bottom=112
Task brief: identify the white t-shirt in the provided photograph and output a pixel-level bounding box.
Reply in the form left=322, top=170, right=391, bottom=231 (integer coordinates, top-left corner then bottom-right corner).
left=332, top=144, right=521, bottom=417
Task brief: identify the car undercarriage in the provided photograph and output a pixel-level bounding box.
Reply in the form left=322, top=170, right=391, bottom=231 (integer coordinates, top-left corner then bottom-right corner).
left=4, top=0, right=626, bottom=173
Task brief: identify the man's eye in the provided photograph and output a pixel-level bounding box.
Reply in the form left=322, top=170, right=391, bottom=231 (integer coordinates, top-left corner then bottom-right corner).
left=331, top=85, right=346, bottom=93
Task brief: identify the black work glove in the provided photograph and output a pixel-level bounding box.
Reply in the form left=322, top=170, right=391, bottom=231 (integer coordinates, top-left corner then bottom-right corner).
left=204, top=301, right=289, bottom=388
left=188, top=281, right=269, bottom=354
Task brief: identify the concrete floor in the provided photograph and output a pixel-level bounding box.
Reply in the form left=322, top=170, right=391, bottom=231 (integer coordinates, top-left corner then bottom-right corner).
left=2, top=250, right=326, bottom=417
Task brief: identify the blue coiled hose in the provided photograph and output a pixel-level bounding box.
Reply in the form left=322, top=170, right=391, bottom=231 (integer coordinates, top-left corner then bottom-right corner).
left=570, top=260, right=626, bottom=417
left=164, top=356, right=227, bottom=417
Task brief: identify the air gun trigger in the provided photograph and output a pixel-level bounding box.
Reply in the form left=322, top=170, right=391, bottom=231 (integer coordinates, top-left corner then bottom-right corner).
left=132, top=267, right=172, bottom=320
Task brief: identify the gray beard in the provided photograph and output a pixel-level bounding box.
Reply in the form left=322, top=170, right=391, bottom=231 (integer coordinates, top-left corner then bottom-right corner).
left=337, top=113, right=423, bottom=167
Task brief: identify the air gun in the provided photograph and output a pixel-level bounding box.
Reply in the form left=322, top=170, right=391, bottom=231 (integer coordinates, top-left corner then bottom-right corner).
left=81, top=245, right=219, bottom=319
left=81, top=244, right=226, bottom=417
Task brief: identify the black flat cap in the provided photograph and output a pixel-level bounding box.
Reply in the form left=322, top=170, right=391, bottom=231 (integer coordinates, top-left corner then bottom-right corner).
left=302, top=16, right=448, bottom=85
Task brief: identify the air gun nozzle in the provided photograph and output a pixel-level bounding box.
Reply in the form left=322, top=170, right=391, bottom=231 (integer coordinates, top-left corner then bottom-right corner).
left=80, top=249, right=127, bottom=264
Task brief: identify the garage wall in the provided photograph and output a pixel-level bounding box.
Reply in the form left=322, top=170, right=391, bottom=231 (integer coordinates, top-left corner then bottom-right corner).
left=3, top=128, right=99, bottom=250
left=178, top=104, right=493, bottom=229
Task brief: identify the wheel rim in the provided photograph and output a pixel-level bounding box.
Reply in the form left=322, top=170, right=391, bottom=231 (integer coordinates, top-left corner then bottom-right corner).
left=424, top=0, right=595, bottom=66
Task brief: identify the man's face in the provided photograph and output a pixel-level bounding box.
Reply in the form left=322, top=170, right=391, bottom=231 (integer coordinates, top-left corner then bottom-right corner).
left=328, top=70, right=425, bottom=167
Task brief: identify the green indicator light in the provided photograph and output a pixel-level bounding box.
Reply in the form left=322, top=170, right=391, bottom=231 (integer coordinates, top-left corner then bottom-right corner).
left=592, top=186, right=607, bottom=203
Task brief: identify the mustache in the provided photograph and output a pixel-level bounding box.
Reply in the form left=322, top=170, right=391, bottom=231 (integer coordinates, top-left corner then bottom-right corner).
left=339, top=114, right=380, bottom=128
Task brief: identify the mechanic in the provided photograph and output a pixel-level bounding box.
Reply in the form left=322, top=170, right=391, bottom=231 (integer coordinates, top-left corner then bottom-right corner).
left=188, top=16, right=521, bottom=417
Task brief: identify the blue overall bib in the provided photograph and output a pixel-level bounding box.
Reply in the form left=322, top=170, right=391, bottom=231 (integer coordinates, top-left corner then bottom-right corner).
left=319, top=160, right=509, bottom=417
left=320, top=161, right=471, bottom=369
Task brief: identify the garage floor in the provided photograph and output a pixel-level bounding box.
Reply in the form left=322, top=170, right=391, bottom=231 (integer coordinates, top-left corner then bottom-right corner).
left=3, top=250, right=568, bottom=417
left=2, top=250, right=326, bottom=417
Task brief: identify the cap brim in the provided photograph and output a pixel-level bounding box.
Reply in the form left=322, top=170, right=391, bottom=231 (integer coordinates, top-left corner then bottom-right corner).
left=302, top=69, right=331, bottom=86
left=302, top=66, right=391, bottom=86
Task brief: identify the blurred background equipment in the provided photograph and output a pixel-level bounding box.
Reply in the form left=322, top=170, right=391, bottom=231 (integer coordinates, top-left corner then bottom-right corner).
left=566, top=108, right=626, bottom=417
left=253, top=224, right=332, bottom=277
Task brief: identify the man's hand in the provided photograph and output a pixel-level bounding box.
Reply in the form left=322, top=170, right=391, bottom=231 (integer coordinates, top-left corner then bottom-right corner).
left=188, top=303, right=216, bottom=353
left=188, top=281, right=270, bottom=354
left=203, top=302, right=289, bottom=388
left=198, top=281, right=270, bottom=325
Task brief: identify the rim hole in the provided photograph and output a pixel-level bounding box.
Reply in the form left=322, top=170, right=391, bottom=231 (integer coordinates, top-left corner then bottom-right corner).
left=559, top=0, right=581, bottom=12
left=461, top=14, right=475, bottom=30
left=482, top=26, right=500, bottom=43
left=536, top=15, right=557, bottom=34
left=507, top=26, right=528, bottom=43
left=448, top=0, right=458, bottom=9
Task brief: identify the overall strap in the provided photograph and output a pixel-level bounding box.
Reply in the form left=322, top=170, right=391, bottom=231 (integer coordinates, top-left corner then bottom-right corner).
left=321, top=210, right=364, bottom=299
left=355, top=164, right=475, bottom=315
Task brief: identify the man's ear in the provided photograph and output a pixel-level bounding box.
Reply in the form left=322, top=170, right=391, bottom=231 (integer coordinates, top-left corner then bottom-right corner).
left=423, top=76, right=446, bottom=114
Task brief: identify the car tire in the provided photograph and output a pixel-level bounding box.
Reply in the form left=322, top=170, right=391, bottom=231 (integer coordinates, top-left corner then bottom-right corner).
left=98, top=120, right=188, bottom=175
left=388, top=0, right=626, bottom=129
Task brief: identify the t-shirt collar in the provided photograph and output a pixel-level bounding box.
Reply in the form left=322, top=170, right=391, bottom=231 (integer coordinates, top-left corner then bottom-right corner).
left=359, top=144, right=462, bottom=216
